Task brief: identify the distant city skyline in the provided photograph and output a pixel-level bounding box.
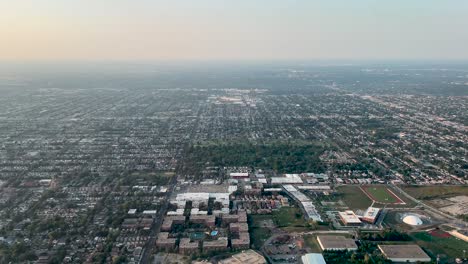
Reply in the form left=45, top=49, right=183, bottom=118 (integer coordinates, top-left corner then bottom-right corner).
left=1, top=0, right=468, bottom=61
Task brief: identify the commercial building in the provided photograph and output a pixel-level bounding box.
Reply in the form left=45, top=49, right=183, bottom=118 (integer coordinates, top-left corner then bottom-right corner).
left=338, top=211, right=362, bottom=226
left=378, top=245, right=431, bottom=263
left=317, top=236, right=357, bottom=251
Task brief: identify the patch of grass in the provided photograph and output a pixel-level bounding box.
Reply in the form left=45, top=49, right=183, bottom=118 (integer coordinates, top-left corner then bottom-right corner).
left=401, top=185, right=468, bottom=200
left=336, top=185, right=372, bottom=210
left=273, top=207, right=308, bottom=227
left=250, top=227, right=272, bottom=249
left=249, top=214, right=273, bottom=228
left=412, top=232, right=468, bottom=263
left=303, top=235, right=322, bottom=253
left=249, top=214, right=274, bottom=249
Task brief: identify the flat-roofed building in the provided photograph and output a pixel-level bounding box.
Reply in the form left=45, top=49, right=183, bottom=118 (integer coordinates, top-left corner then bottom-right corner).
left=140, top=218, right=154, bottom=230
left=222, top=214, right=239, bottom=224
left=231, top=232, right=250, bottom=250
left=156, top=232, right=176, bottom=250
left=179, top=238, right=199, bottom=254
left=213, top=207, right=230, bottom=217
left=238, top=210, right=247, bottom=223
left=282, top=185, right=322, bottom=222
left=271, top=174, right=303, bottom=184
left=301, top=253, right=326, bottom=264
left=203, top=238, right=228, bottom=252
left=121, top=218, right=138, bottom=229
left=231, top=172, right=249, bottom=179
left=317, top=236, right=357, bottom=251
left=230, top=222, right=249, bottom=233
left=189, top=215, right=215, bottom=227
left=263, top=188, right=282, bottom=192
left=167, top=208, right=185, bottom=216
left=378, top=245, right=431, bottom=263
left=338, top=211, right=362, bottom=226
left=361, top=207, right=380, bottom=224
left=161, top=215, right=185, bottom=232
left=297, top=185, right=331, bottom=191
left=219, top=249, right=266, bottom=264
left=142, top=210, right=157, bottom=217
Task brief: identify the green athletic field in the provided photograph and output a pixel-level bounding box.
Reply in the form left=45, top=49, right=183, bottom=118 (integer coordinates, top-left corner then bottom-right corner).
left=362, top=186, right=402, bottom=204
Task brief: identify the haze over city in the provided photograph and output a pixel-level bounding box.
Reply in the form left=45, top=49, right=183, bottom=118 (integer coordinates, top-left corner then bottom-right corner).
left=2, top=0, right=468, bottom=61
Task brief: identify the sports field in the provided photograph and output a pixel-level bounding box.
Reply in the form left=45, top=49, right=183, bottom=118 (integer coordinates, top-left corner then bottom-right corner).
left=336, top=185, right=373, bottom=210
left=361, top=185, right=405, bottom=204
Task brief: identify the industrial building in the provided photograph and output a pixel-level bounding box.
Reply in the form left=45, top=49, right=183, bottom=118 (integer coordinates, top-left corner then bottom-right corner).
left=271, top=174, right=303, bottom=184
left=317, top=236, right=357, bottom=251
left=282, top=184, right=322, bottom=222
left=378, top=244, right=431, bottom=262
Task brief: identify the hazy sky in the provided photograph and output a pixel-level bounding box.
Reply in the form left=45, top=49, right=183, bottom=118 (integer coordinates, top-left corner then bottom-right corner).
left=1, top=0, right=468, bottom=61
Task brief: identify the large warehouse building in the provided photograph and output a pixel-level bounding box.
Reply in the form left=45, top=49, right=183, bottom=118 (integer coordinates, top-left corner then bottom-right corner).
left=317, top=236, right=357, bottom=251
left=378, top=244, right=431, bottom=263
